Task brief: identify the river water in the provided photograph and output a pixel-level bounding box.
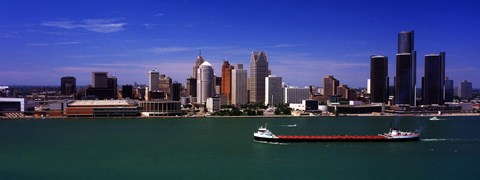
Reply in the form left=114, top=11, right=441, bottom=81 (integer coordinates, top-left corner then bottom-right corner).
left=1, top=116, right=479, bottom=179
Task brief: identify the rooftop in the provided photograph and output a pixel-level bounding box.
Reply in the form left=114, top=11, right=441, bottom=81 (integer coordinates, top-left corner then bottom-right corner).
left=69, top=100, right=135, bottom=106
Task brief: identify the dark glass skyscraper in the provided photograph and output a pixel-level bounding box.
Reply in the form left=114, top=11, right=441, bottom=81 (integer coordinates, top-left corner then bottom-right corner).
left=398, top=31, right=414, bottom=53
left=444, top=77, right=454, bottom=102
left=422, top=52, right=445, bottom=105
left=395, top=53, right=416, bottom=106
left=249, top=51, right=269, bottom=104
left=370, top=55, right=389, bottom=103
left=395, top=31, right=416, bottom=106
left=61, top=76, right=76, bottom=95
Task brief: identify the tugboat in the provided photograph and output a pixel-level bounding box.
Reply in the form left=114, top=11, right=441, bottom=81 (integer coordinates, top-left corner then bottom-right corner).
left=253, top=126, right=420, bottom=143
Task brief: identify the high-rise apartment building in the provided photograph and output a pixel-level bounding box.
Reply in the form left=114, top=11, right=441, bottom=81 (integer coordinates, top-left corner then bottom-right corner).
left=323, top=75, right=339, bottom=97
left=370, top=55, right=389, bottom=103
left=231, top=64, right=248, bottom=105
left=60, top=76, right=76, bottom=95
left=337, top=84, right=351, bottom=100
left=459, top=80, right=473, bottom=99
left=197, top=61, right=214, bottom=104
left=265, top=75, right=282, bottom=106
left=423, top=52, right=445, bottom=105
left=221, top=60, right=234, bottom=104
left=249, top=51, right=269, bottom=104
left=444, top=77, right=454, bottom=102
left=172, top=82, right=182, bottom=101
left=92, top=72, right=108, bottom=88
left=148, top=70, right=160, bottom=92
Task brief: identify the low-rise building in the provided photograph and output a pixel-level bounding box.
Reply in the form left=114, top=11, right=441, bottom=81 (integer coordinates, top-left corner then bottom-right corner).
left=64, top=100, right=139, bottom=117
left=139, top=100, right=181, bottom=117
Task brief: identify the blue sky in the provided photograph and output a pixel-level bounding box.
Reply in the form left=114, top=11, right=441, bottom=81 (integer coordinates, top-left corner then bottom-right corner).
left=1, top=0, right=479, bottom=87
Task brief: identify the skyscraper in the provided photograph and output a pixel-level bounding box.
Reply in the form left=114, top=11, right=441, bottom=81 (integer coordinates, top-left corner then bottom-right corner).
left=284, top=86, right=310, bottom=104
left=221, top=60, right=234, bottom=104
left=60, top=76, right=76, bottom=95
left=265, top=75, right=282, bottom=106
left=370, top=55, right=389, bottom=103
left=107, top=75, right=118, bottom=99
left=249, top=51, right=269, bottom=104
left=197, top=61, right=214, bottom=104
left=323, top=75, right=339, bottom=97
left=192, top=51, right=204, bottom=79
left=444, top=77, right=454, bottom=102
left=231, top=64, right=248, bottom=105
left=172, top=82, right=182, bottom=101
left=92, top=72, right=108, bottom=88
left=186, top=77, right=197, bottom=97
left=159, top=74, right=172, bottom=99
left=395, top=31, right=416, bottom=106
left=459, top=80, right=473, bottom=99
left=395, top=53, right=416, bottom=106
left=398, top=31, right=414, bottom=53
left=148, top=70, right=160, bottom=92
left=423, top=52, right=445, bottom=105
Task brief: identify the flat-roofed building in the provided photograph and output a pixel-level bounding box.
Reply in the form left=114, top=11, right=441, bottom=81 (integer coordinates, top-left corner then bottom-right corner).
left=64, top=100, right=139, bottom=117
left=139, top=100, right=181, bottom=117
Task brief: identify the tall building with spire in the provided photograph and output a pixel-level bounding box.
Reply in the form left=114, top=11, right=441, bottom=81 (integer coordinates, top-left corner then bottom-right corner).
left=423, top=52, right=445, bottom=105
left=395, top=31, right=417, bottom=106
left=197, top=61, right=214, bottom=104
left=192, top=50, right=204, bottom=79
left=249, top=51, right=269, bottom=104
left=221, top=60, right=234, bottom=104
left=370, top=55, right=389, bottom=103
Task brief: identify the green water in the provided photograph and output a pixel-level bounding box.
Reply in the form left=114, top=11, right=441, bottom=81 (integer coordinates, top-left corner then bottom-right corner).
left=1, top=116, right=479, bottom=179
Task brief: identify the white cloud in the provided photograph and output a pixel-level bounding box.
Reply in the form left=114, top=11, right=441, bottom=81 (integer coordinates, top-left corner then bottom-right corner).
left=41, top=18, right=127, bottom=33
left=154, top=13, right=165, bottom=17
left=146, top=47, right=196, bottom=54
left=0, top=32, right=17, bottom=39
left=27, top=41, right=82, bottom=46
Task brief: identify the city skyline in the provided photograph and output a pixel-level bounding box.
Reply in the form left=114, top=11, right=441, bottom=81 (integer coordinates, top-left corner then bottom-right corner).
left=1, top=0, right=480, bottom=87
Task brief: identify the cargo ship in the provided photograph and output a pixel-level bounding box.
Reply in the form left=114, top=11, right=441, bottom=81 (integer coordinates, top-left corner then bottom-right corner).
left=253, top=125, right=420, bottom=143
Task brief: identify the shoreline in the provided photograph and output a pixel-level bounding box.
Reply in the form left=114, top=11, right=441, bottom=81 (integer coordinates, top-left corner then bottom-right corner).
left=1, top=113, right=479, bottom=119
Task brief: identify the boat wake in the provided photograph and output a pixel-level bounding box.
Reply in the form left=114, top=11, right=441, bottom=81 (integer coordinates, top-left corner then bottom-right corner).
left=280, top=124, right=297, bottom=127
left=421, top=138, right=480, bottom=142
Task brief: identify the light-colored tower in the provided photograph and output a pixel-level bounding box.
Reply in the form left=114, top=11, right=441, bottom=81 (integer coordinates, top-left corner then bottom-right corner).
left=148, top=70, right=160, bottom=92
left=197, top=61, right=214, bottom=104
left=231, top=64, right=248, bottom=105
left=265, top=75, right=282, bottom=106
left=249, top=51, right=269, bottom=104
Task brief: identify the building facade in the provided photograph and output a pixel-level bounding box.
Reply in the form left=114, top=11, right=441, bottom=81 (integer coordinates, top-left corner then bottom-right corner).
left=61, top=76, right=76, bottom=95
left=197, top=61, right=215, bottom=104
left=92, top=72, right=108, bottom=88
left=122, top=85, right=133, bottom=99
left=323, top=75, right=339, bottom=97
left=221, top=61, right=234, bottom=104
left=370, top=55, right=389, bottom=103
left=423, top=52, right=445, bottom=105
left=265, top=75, right=283, bottom=106
left=444, top=77, right=454, bottom=102
left=284, top=86, right=310, bottom=104
left=249, top=51, right=269, bottom=104
left=395, top=53, right=416, bottom=106
left=337, top=84, right=351, bottom=100
left=231, top=64, right=248, bottom=105
left=459, top=80, right=473, bottom=99
left=148, top=70, right=160, bottom=92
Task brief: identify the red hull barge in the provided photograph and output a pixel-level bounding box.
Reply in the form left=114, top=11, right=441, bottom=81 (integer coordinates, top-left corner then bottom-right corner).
left=254, top=126, right=420, bottom=143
